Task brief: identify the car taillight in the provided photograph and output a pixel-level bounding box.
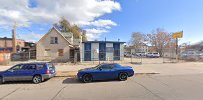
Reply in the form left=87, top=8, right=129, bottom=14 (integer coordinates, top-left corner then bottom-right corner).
left=46, top=70, right=50, bottom=74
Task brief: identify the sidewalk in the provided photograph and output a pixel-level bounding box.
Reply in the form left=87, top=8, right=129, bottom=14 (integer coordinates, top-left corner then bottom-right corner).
left=0, top=63, right=159, bottom=77
left=2, top=59, right=203, bottom=77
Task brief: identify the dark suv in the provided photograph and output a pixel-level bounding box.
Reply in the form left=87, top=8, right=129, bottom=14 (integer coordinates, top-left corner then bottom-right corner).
left=0, top=62, right=56, bottom=84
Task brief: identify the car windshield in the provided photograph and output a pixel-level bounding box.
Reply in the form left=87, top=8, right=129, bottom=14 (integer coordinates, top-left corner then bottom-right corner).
left=92, top=64, right=104, bottom=69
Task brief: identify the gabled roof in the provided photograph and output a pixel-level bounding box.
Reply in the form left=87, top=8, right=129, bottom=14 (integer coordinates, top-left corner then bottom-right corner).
left=36, top=27, right=73, bottom=47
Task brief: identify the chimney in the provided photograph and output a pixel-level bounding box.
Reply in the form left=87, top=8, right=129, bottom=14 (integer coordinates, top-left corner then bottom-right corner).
left=12, top=24, right=17, bottom=53
left=4, top=37, right=7, bottom=48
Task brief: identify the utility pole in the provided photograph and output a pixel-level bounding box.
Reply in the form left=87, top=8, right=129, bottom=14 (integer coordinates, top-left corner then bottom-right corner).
left=12, top=22, right=17, bottom=54
left=172, top=31, right=183, bottom=63
left=175, top=38, right=178, bottom=62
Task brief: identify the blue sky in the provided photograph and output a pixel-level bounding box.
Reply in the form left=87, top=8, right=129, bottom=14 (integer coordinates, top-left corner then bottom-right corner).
left=100, top=0, right=203, bottom=44
left=0, top=0, right=203, bottom=44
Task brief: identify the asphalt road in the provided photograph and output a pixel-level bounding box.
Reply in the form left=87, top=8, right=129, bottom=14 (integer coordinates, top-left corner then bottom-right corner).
left=1, top=74, right=203, bottom=100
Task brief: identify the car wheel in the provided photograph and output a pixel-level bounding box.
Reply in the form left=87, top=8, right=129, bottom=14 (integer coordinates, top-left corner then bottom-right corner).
left=0, top=77, right=4, bottom=84
left=119, top=73, right=128, bottom=81
left=32, top=75, right=42, bottom=84
left=82, top=74, right=93, bottom=83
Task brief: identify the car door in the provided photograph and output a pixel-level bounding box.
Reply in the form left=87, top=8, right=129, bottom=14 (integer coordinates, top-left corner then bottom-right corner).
left=3, top=64, right=24, bottom=81
left=95, top=64, right=114, bottom=80
left=17, top=64, right=36, bottom=81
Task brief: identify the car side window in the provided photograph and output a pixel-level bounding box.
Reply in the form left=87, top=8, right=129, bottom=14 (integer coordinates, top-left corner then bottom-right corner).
left=36, top=64, right=45, bottom=70
left=11, top=64, right=24, bottom=70
left=100, top=65, right=113, bottom=70
left=109, top=64, right=115, bottom=69
left=22, top=64, right=36, bottom=70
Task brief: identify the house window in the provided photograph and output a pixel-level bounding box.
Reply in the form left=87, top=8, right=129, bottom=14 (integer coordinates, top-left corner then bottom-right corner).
left=44, top=49, right=51, bottom=56
left=58, top=49, right=64, bottom=56
left=50, top=37, right=58, bottom=44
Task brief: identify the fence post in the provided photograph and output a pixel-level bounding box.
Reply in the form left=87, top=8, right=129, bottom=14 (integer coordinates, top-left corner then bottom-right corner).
left=141, top=55, right=143, bottom=64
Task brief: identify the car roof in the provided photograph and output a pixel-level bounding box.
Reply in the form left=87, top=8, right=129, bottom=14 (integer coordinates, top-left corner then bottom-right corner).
left=18, top=62, right=51, bottom=65
left=100, top=63, right=118, bottom=65
left=99, top=63, right=121, bottom=67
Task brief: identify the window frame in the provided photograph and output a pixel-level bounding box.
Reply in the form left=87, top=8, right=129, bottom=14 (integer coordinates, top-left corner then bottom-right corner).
left=99, top=64, right=113, bottom=70
left=50, top=37, right=58, bottom=44
left=58, top=49, right=64, bottom=56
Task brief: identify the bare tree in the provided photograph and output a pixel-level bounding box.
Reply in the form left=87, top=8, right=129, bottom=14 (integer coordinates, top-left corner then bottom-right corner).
left=59, top=17, right=71, bottom=32
left=130, top=32, right=146, bottom=51
left=59, top=17, right=83, bottom=39
left=147, top=28, right=172, bottom=56
left=82, top=30, right=88, bottom=42
left=70, top=25, right=82, bottom=39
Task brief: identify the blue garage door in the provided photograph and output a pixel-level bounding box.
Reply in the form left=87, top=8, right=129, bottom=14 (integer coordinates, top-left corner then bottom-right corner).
left=84, top=43, right=91, bottom=61
left=113, top=43, right=120, bottom=60
left=99, top=43, right=106, bottom=61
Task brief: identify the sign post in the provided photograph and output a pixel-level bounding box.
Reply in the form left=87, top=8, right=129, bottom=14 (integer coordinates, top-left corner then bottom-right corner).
left=172, top=31, right=183, bottom=62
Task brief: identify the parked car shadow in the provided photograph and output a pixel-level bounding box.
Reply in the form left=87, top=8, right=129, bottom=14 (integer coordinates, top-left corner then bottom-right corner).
left=62, top=77, right=82, bottom=84
left=62, top=77, right=121, bottom=84
left=1, top=81, right=34, bottom=85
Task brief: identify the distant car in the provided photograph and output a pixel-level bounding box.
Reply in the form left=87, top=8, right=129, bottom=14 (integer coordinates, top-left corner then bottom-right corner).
left=77, top=63, right=134, bottom=83
left=146, top=53, right=153, bottom=57
left=146, top=52, right=160, bottom=58
left=152, top=52, right=160, bottom=58
left=136, top=52, right=147, bottom=57
left=124, top=52, right=132, bottom=57
left=0, top=62, right=56, bottom=84
left=180, top=51, right=203, bottom=60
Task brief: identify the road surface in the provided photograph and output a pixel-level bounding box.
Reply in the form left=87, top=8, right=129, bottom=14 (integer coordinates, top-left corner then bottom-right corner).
left=1, top=73, right=203, bottom=100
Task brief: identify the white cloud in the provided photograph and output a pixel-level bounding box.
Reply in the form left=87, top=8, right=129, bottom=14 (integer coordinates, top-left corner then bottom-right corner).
left=0, top=0, right=121, bottom=41
left=85, top=28, right=109, bottom=40
left=85, top=28, right=108, bottom=34
left=78, top=19, right=117, bottom=27
left=18, top=32, right=43, bottom=43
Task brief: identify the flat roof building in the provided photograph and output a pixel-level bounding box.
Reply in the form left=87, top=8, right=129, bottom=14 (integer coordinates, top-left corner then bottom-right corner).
left=81, top=41, right=125, bottom=61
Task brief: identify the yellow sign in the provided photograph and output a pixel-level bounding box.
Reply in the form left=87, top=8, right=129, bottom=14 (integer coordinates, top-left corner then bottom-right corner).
left=172, top=31, right=183, bottom=39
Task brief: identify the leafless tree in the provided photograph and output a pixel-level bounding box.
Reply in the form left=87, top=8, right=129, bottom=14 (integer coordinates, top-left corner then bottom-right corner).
left=59, top=17, right=88, bottom=40
left=147, top=28, right=172, bottom=56
left=130, top=32, right=147, bottom=52
left=82, top=30, right=88, bottom=42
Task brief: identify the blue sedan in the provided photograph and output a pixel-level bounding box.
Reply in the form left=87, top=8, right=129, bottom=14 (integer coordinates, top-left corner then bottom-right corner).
left=77, top=63, right=134, bottom=83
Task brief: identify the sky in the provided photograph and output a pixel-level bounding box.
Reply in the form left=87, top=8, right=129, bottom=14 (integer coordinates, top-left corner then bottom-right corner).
left=0, top=0, right=203, bottom=45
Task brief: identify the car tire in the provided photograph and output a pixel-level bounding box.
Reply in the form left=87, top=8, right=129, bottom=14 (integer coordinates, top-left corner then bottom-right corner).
left=82, top=74, right=93, bottom=83
left=32, top=75, right=42, bottom=84
left=0, top=76, right=4, bottom=84
left=119, top=72, right=128, bottom=81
